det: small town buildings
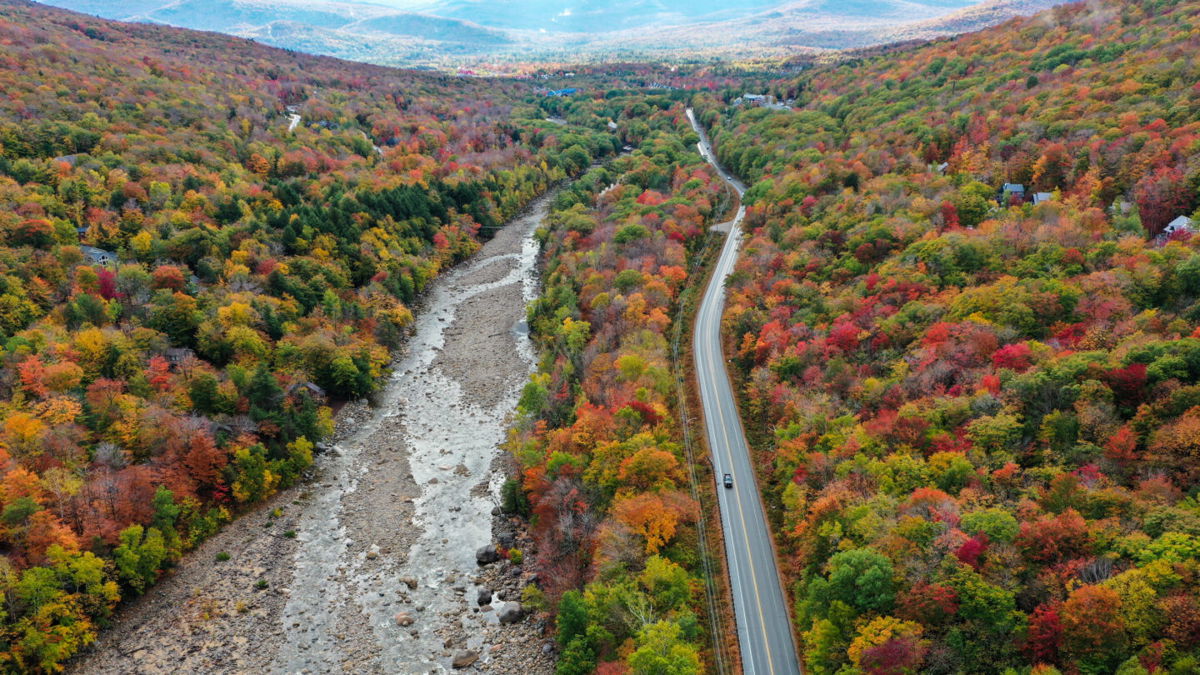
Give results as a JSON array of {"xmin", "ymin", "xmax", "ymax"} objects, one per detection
[{"xmin": 1033, "ymin": 192, "xmax": 1054, "ymax": 205}]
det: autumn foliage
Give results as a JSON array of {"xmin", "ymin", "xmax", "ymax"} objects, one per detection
[
  {"xmin": 0, "ymin": 1, "xmax": 613, "ymax": 669},
  {"xmin": 692, "ymin": 0, "xmax": 1200, "ymax": 671},
  {"xmin": 508, "ymin": 99, "xmax": 722, "ymax": 673}
]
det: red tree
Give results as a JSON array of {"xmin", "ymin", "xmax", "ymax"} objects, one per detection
[
  {"xmin": 1026, "ymin": 602, "xmax": 1063, "ymax": 665},
  {"xmin": 1134, "ymin": 166, "xmax": 1192, "ymax": 237}
]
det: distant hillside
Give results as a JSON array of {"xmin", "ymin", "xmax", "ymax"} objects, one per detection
[{"xmin": 40, "ymin": 0, "xmax": 1063, "ymax": 68}]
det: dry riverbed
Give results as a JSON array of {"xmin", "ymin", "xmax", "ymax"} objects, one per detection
[{"xmin": 71, "ymin": 195, "xmax": 559, "ymax": 674}]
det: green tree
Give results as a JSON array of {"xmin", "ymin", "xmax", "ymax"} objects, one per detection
[
  {"xmin": 112, "ymin": 525, "xmax": 167, "ymax": 594},
  {"xmin": 960, "ymin": 508, "xmax": 1020, "ymax": 543},
  {"xmin": 556, "ymin": 636, "xmax": 596, "ymax": 675},
  {"xmin": 557, "ymin": 589, "xmax": 590, "ymax": 647},
  {"xmin": 824, "ymin": 548, "xmax": 896, "ymax": 614},
  {"xmin": 627, "ymin": 620, "xmax": 701, "ymax": 675}
]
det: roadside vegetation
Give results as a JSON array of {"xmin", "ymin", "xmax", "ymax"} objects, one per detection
[
  {"xmin": 698, "ymin": 0, "xmax": 1200, "ymax": 671},
  {"xmin": 507, "ymin": 93, "xmax": 727, "ymax": 674}
]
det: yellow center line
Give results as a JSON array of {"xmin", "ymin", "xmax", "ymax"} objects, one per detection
[{"xmin": 706, "ymin": 215, "xmax": 776, "ymax": 675}]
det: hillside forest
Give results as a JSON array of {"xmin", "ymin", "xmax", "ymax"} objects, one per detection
[
  {"xmin": 3, "ymin": 0, "xmax": 1200, "ymax": 673},
  {"xmin": 0, "ymin": 0, "xmax": 615, "ymax": 669},
  {"xmin": 698, "ymin": 0, "xmax": 1200, "ymax": 672}
]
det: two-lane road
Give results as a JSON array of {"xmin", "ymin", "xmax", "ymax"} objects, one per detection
[{"xmin": 687, "ymin": 108, "xmax": 802, "ymax": 675}]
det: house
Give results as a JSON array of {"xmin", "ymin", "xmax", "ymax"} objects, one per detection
[
  {"xmin": 288, "ymin": 381, "xmax": 327, "ymax": 399},
  {"xmin": 545, "ymin": 88, "xmax": 577, "ymax": 97},
  {"xmin": 80, "ymin": 245, "xmax": 116, "ymax": 266},
  {"xmin": 935, "ymin": 162, "xmax": 949, "ymax": 174},
  {"xmin": 1033, "ymin": 192, "xmax": 1054, "ymax": 205},
  {"xmin": 163, "ymin": 347, "xmax": 196, "ymax": 370},
  {"xmin": 1163, "ymin": 215, "xmax": 1194, "ymax": 237},
  {"xmin": 1001, "ymin": 183, "xmax": 1026, "ymax": 204}
]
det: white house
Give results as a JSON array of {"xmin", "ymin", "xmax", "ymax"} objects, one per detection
[{"xmin": 1163, "ymin": 215, "xmax": 1194, "ymax": 236}]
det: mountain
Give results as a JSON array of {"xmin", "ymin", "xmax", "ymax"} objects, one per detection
[{"xmin": 40, "ymin": 0, "xmax": 1060, "ymax": 67}]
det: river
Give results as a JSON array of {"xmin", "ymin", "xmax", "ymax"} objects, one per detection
[{"xmin": 72, "ymin": 193, "xmax": 559, "ymax": 674}]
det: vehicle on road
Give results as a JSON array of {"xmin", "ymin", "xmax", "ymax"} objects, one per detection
[{"xmin": 723, "ymin": 473, "xmax": 733, "ymax": 489}]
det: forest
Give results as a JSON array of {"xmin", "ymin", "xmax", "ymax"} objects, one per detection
[
  {"xmin": 0, "ymin": 0, "xmax": 617, "ymax": 669},
  {"xmin": 4, "ymin": 0, "xmax": 1200, "ymax": 671},
  {"xmin": 693, "ymin": 0, "xmax": 1200, "ymax": 672},
  {"xmin": 507, "ymin": 91, "xmax": 728, "ymax": 674}
]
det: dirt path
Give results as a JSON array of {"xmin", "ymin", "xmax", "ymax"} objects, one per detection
[{"xmin": 71, "ymin": 194, "xmax": 558, "ymax": 674}]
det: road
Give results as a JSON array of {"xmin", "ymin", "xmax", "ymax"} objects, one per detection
[{"xmin": 687, "ymin": 108, "xmax": 802, "ymax": 675}]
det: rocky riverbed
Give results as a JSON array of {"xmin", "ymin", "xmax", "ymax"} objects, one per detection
[{"xmin": 70, "ymin": 194, "xmax": 559, "ymax": 674}]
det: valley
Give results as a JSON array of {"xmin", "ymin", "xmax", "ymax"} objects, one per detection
[
  {"xmin": 72, "ymin": 193, "xmax": 557, "ymax": 674},
  {"xmin": 41, "ymin": 0, "xmax": 1060, "ymax": 69},
  {"xmin": 1, "ymin": 1, "xmax": 1200, "ymax": 674}
]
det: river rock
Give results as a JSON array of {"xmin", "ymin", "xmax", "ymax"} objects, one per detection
[
  {"xmin": 477, "ymin": 588, "xmax": 492, "ymax": 606},
  {"xmin": 476, "ymin": 545, "xmax": 499, "ymax": 565},
  {"xmin": 394, "ymin": 612, "xmax": 414, "ymax": 627},
  {"xmin": 497, "ymin": 532, "xmax": 515, "ymax": 548},
  {"xmin": 452, "ymin": 651, "xmax": 479, "ymax": 669},
  {"xmin": 400, "ymin": 577, "xmax": 418, "ymax": 590},
  {"xmin": 498, "ymin": 602, "xmax": 523, "ymax": 625}
]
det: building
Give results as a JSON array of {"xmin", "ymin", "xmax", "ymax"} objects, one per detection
[
  {"xmin": 80, "ymin": 245, "xmax": 116, "ymax": 266},
  {"xmin": 1163, "ymin": 215, "xmax": 1194, "ymax": 237},
  {"xmin": 163, "ymin": 348, "xmax": 196, "ymax": 370},
  {"xmin": 288, "ymin": 381, "xmax": 327, "ymax": 399},
  {"xmin": 1033, "ymin": 192, "xmax": 1054, "ymax": 205},
  {"xmin": 1001, "ymin": 183, "xmax": 1026, "ymax": 203}
]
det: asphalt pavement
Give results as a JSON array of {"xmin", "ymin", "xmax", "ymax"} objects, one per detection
[{"xmin": 687, "ymin": 107, "xmax": 802, "ymax": 675}]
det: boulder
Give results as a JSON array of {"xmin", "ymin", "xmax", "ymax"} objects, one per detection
[
  {"xmin": 477, "ymin": 588, "xmax": 492, "ymax": 606},
  {"xmin": 452, "ymin": 651, "xmax": 479, "ymax": 669},
  {"xmin": 497, "ymin": 532, "xmax": 515, "ymax": 548},
  {"xmin": 476, "ymin": 545, "xmax": 500, "ymax": 565},
  {"xmin": 394, "ymin": 612, "xmax": 414, "ymax": 627},
  {"xmin": 498, "ymin": 602, "xmax": 524, "ymax": 625}
]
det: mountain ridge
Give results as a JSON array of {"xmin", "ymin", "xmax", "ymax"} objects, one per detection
[{"xmin": 39, "ymin": 0, "xmax": 1063, "ymax": 68}]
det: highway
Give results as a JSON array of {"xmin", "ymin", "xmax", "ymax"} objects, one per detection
[{"xmin": 687, "ymin": 108, "xmax": 802, "ymax": 675}]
